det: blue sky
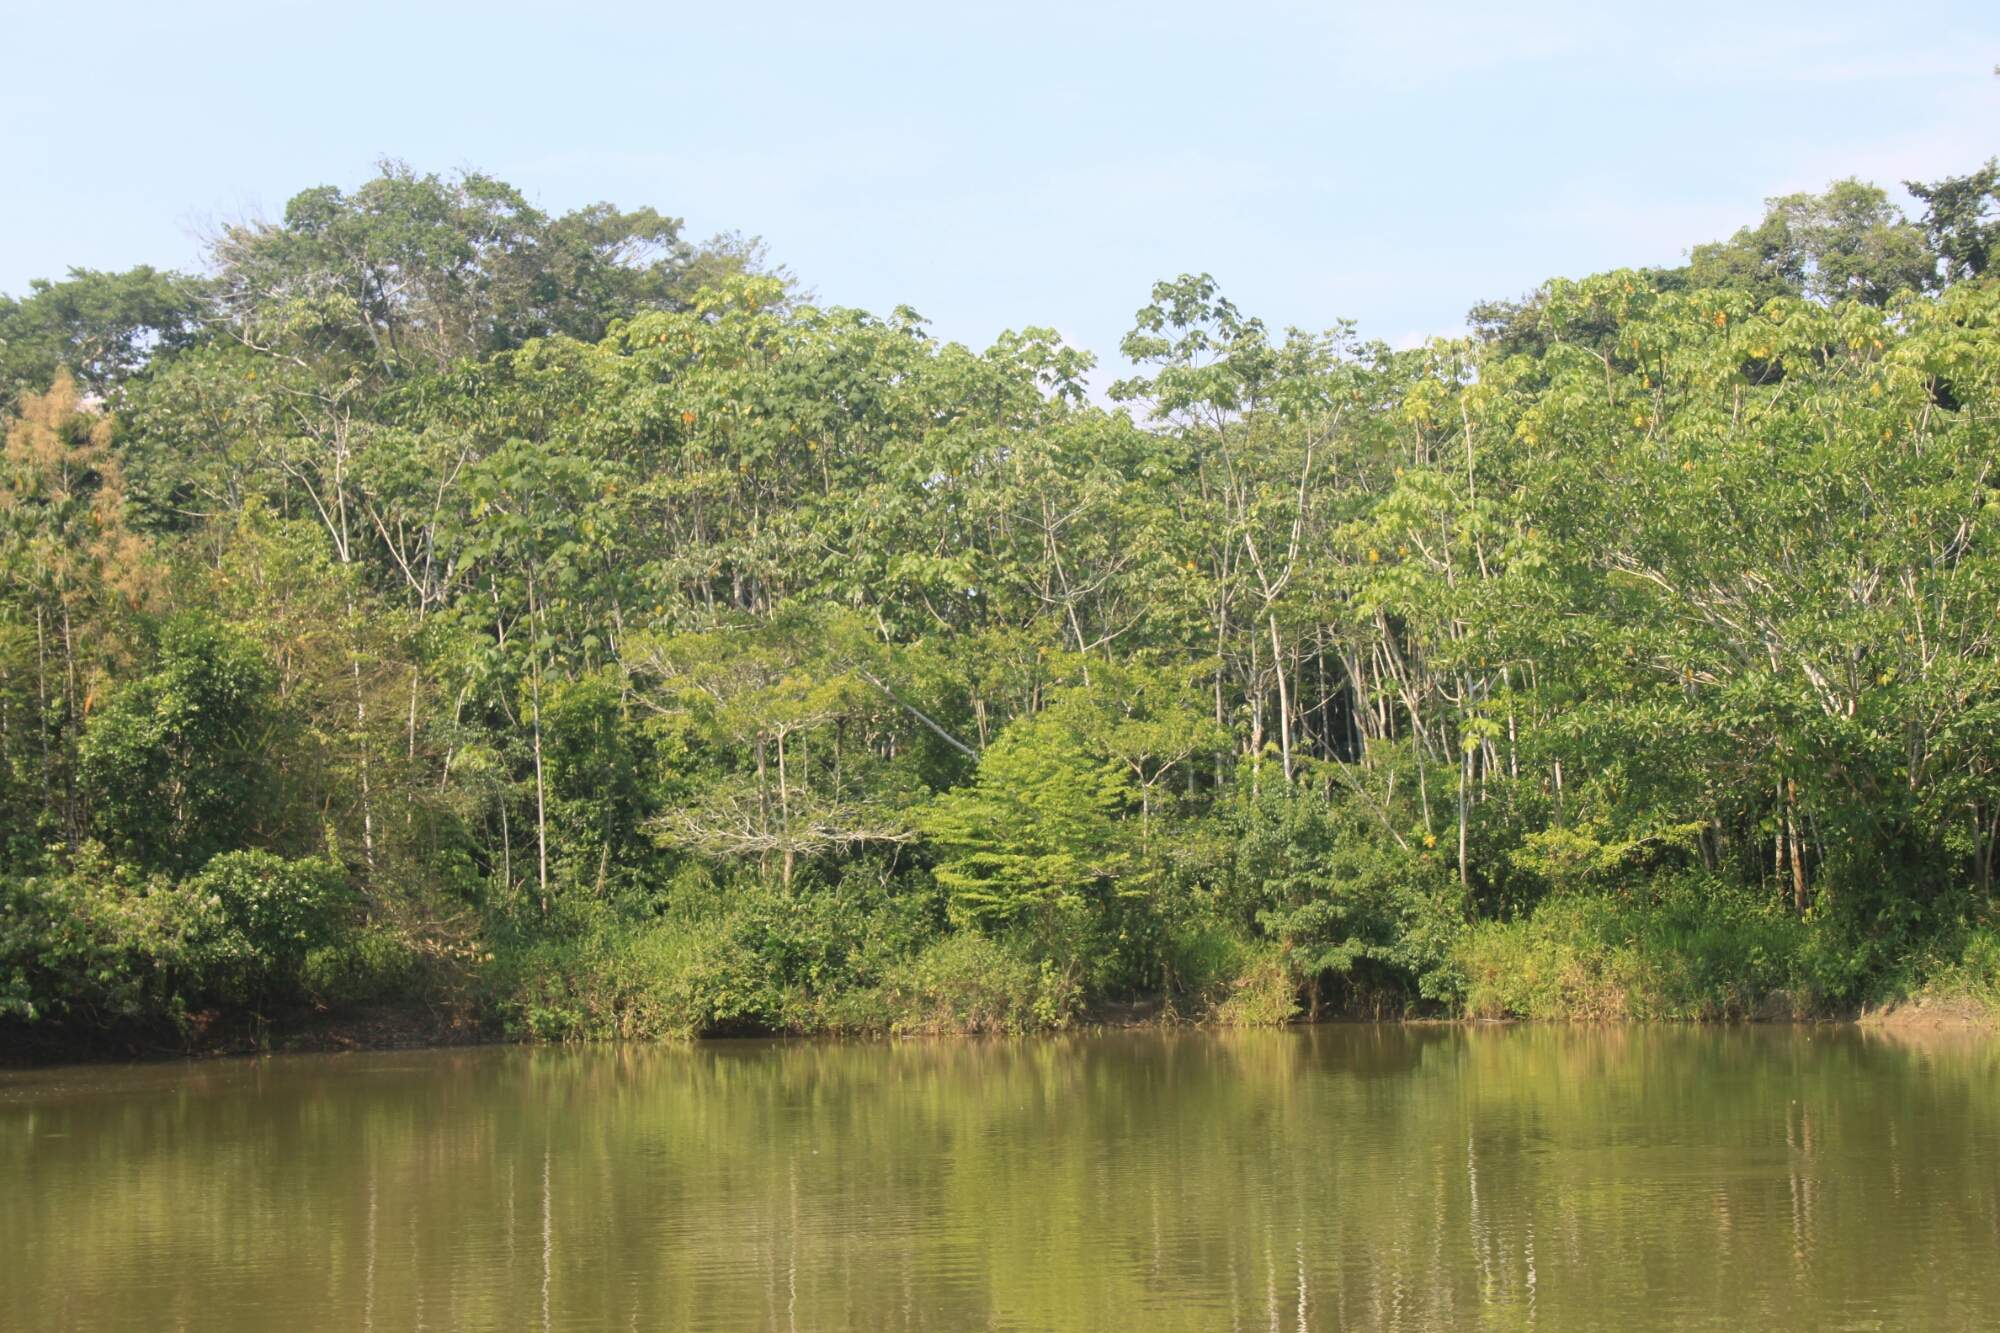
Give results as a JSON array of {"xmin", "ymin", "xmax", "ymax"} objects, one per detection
[{"xmin": 4, "ymin": 1, "xmax": 1995, "ymax": 375}]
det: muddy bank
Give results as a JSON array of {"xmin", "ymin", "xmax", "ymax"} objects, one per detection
[
  {"xmin": 9, "ymin": 994, "xmax": 1998, "ymax": 1070},
  {"xmin": 0, "ymin": 1003, "xmax": 493, "ymax": 1068},
  {"xmin": 1858, "ymin": 995, "xmax": 2000, "ymax": 1031}
]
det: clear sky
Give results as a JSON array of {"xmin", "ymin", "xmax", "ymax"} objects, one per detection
[{"xmin": 4, "ymin": 1, "xmax": 1996, "ymax": 374}]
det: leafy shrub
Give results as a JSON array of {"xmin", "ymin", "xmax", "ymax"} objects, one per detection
[
  {"xmin": 1945, "ymin": 928, "xmax": 2000, "ymax": 1012},
  {"xmin": 1455, "ymin": 877, "xmax": 1811, "ymax": 1020},
  {"xmin": 484, "ymin": 910, "xmax": 723, "ymax": 1041},
  {"xmin": 1220, "ymin": 767, "xmax": 1465, "ymax": 1012},
  {"xmin": 1874, "ymin": 926, "xmax": 2000, "ymax": 1020},
  {"xmin": 0, "ymin": 847, "xmax": 170, "ymax": 1023},
  {"xmin": 483, "ymin": 872, "xmax": 922, "ymax": 1041},
  {"xmin": 1622, "ymin": 878, "xmax": 1807, "ymax": 1018},
  {"xmin": 1161, "ymin": 921, "xmax": 1254, "ymax": 1017},
  {"xmin": 187, "ymin": 851, "xmax": 351, "ymax": 987},
  {"xmin": 1211, "ymin": 943, "xmax": 1301, "ymax": 1027},
  {"xmin": 303, "ymin": 924, "xmax": 426, "ymax": 1006},
  {"xmin": 1456, "ymin": 898, "xmax": 1638, "ymax": 1020},
  {"xmin": 0, "ymin": 843, "xmax": 353, "ymax": 1027},
  {"xmin": 78, "ymin": 614, "xmax": 286, "ymax": 874},
  {"xmin": 875, "ymin": 932, "xmax": 1080, "ymax": 1034}
]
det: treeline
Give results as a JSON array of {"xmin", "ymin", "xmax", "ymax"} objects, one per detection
[{"xmin": 4, "ymin": 160, "xmax": 2000, "ymax": 1045}]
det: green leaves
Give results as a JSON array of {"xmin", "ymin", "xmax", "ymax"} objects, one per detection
[
  {"xmin": 1112, "ymin": 273, "xmax": 1281, "ymax": 419},
  {"xmin": 1687, "ymin": 178, "xmax": 1938, "ymax": 307},
  {"xmin": 920, "ymin": 706, "xmax": 1134, "ymax": 934},
  {"xmin": 6, "ymin": 153, "xmax": 2000, "ymax": 1040},
  {"xmin": 79, "ymin": 614, "xmax": 285, "ymax": 875}
]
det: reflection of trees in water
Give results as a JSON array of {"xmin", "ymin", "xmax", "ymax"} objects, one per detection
[{"xmin": 3, "ymin": 1028, "xmax": 1999, "ymax": 1329}]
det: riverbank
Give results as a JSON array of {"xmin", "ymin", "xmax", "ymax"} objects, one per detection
[
  {"xmin": 0, "ymin": 1003, "xmax": 493, "ymax": 1068},
  {"xmin": 9, "ymin": 986, "xmax": 1996, "ymax": 1070},
  {"xmin": 1859, "ymin": 995, "xmax": 2000, "ymax": 1030},
  {"xmin": 11, "ymin": 874, "xmax": 2000, "ymax": 1068}
]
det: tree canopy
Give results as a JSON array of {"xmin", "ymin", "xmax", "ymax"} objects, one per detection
[{"xmin": 6, "ymin": 157, "xmax": 2000, "ymax": 1042}]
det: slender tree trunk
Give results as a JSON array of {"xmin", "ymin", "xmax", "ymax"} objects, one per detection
[
  {"xmin": 1249, "ymin": 628, "xmax": 1267, "ymax": 795},
  {"xmin": 525, "ymin": 572, "xmax": 549, "ymax": 910},
  {"xmin": 1774, "ymin": 781, "xmax": 1789, "ymax": 907},
  {"xmin": 347, "ymin": 591, "xmax": 377, "ymax": 873},
  {"xmin": 406, "ymin": 664, "xmax": 421, "ymax": 760},
  {"xmin": 1412, "ymin": 723, "xmax": 1433, "ymax": 836},
  {"xmin": 1457, "ymin": 742, "xmax": 1471, "ymax": 892},
  {"xmin": 1786, "ymin": 778, "xmax": 1807, "ymax": 915},
  {"xmin": 59, "ymin": 602, "xmax": 78, "ymax": 846},
  {"xmin": 1985, "ymin": 805, "xmax": 2000, "ymax": 904},
  {"xmin": 755, "ymin": 733, "xmax": 770, "ymax": 881},
  {"xmin": 33, "ymin": 607, "xmax": 53, "ymax": 842},
  {"xmin": 1269, "ymin": 615, "xmax": 1293, "ymax": 784},
  {"xmin": 1213, "ymin": 578, "xmax": 1229, "ymax": 789},
  {"xmin": 776, "ymin": 729, "xmax": 794, "ymax": 891},
  {"xmin": 499, "ymin": 795, "xmax": 512, "ymax": 902}
]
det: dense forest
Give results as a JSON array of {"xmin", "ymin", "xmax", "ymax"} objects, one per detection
[{"xmin": 4, "ymin": 158, "xmax": 2000, "ymax": 1049}]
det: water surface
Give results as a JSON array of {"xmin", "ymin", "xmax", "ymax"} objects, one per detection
[{"xmin": 5, "ymin": 1026, "xmax": 1998, "ymax": 1330}]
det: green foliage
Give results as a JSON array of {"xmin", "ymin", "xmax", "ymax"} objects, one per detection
[
  {"xmin": 1211, "ymin": 944, "xmax": 1303, "ymax": 1027},
  {"xmin": 79, "ymin": 614, "xmax": 284, "ymax": 873},
  {"xmin": 541, "ymin": 670, "xmax": 656, "ymax": 893},
  {"xmin": 302, "ymin": 924, "xmax": 426, "ymax": 1006},
  {"xmin": 920, "ymin": 705, "xmax": 1133, "ymax": 945},
  {"xmin": 1906, "ymin": 159, "xmax": 1999, "ymax": 284},
  {"xmin": 1, "ymin": 846, "xmax": 160, "ymax": 1023},
  {"xmin": 1687, "ymin": 178, "xmax": 1937, "ymax": 305},
  {"xmin": 0, "ymin": 266, "xmax": 205, "ymax": 407},
  {"xmin": 186, "ymin": 850, "xmax": 351, "ymax": 984},
  {"xmin": 205, "ymin": 161, "xmax": 735, "ymax": 372},
  {"xmin": 0, "ymin": 843, "xmax": 351, "ymax": 1026},
  {"xmin": 1456, "ymin": 878, "xmax": 1813, "ymax": 1021},
  {"xmin": 1912, "ymin": 927, "xmax": 2000, "ymax": 1017},
  {"xmin": 1211, "ymin": 761, "xmax": 1467, "ymax": 1012},
  {"xmin": 15, "ymin": 156, "xmax": 2000, "ymax": 1050},
  {"xmin": 486, "ymin": 865, "xmax": 942, "ymax": 1039},
  {"xmin": 1153, "ymin": 921, "xmax": 1304, "ymax": 1024},
  {"xmin": 484, "ymin": 908, "xmax": 724, "ymax": 1042},
  {"xmin": 875, "ymin": 933, "xmax": 1081, "ymax": 1035}
]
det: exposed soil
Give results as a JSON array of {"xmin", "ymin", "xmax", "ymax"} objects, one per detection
[
  {"xmin": 1857, "ymin": 994, "xmax": 2000, "ymax": 1030},
  {"xmin": 7, "ymin": 992, "xmax": 1996, "ymax": 1070},
  {"xmin": 0, "ymin": 1003, "xmax": 494, "ymax": 1069}
]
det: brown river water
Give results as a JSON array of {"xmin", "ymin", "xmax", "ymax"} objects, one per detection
[{"xmin": 3, "ymin": 1025, "xmax": 1998, "ymax": 1330}]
